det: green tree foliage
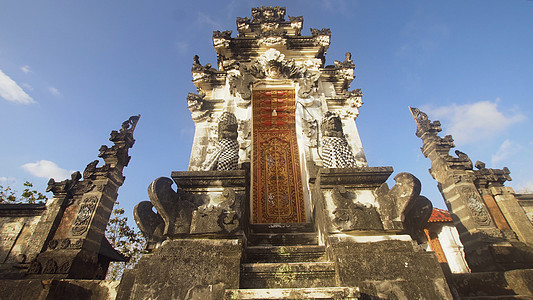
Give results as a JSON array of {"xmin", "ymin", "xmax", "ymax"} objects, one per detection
[
  {"xmin": 105, "ymin": 202, "xmax": 146, "ymax": 281},
  {"xmin": 0, "ymin": 181, "xmax": 47, "ymax": 204}
]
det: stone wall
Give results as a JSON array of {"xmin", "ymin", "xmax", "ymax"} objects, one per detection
[{"xmin": 0, "ymin": 204, "xmax": 45, "ymax": 278}]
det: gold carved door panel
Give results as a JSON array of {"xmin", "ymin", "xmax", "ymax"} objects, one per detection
[{"xmin": 252, "ymin": 89, "xmax": 306, "ymax": 223}]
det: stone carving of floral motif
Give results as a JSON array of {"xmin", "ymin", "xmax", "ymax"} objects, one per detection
[
  {"xmin": 462, "ymin": 187, "xmax": 492, "ymax": 226},
  {"xmin": 71, "ymin": 195, "xmax": 98, "ymax": 236}
]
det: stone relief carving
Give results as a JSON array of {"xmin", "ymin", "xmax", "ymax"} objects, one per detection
[
  {"xmin": 238, "ymin": 119, "xmax": 251, "ymax": 160},
  {"xmin": 204, "ymin": 112, "xmax": 239, "ymax": 171},
  {"xmin": 190, "ymin": 188, "xmax": 240, "ymax": 234},
  {"xmin": 257, "ymin": 29, "xmax": 287, "ymax": 46},
  {"xmin": 71, "ymin": 195, "xmax": 98, "ymax": 236},
  {"xmin": 320, "ymin": 111, "xmax": 357, "ymax": 168},
  {"xmin": 228, "ymin": 50, "xmax": 320, "ymax": 104},
  {"xmin": 228, "ymin": 68, "xmax": 254, "ymax": 104},
  {"xmin": 302, "ymin": 118, "xmax": 318, "ymax": 148},
  {"xmin": 135, "ymin": 177, "xmax": 242, "ymax": 246},
  {"xmin": 330, "ymin": 186, "xmax": 381, "ymax": 231},
  {"xmin": 462, "ymin": 187, "xmax": 492, "ymax": 226},
  {"xmin": 250, "ymin": 49, "xmax": 302, "ymax": 79}
]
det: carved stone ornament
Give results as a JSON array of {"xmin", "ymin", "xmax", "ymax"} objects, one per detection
[
  {"xmin": 330, "ymin": 186, "xmax": 381, "ymax": 231},
  {"xmin": 135, "ymin": 177, "xmax": 243, "ymax": 244},
  {"xmin": 251, "ymin": 6, "xmax": 286, "ymax": 23},
  {"xmin": 257, "ymin": 29, "xmax": 287, "ymax": 46},
  {"xmin": 320, "ymin": 111, "xmax": 357, "ymax": 168},
  {"xmin": 228, "ymin": 69, "xmax": 254, "ymax": 103},
  {"xmin": 310, "ymin": 28, "xmax": 331, "ymax": 47},
  {"xmin": 71, "ymin": 195, "xmax": 98, "ymax": 236},
  {"xmin": 43, "ymin": 259, "xmax": 58, "ymax": 274},
  {"xmin": 340, "ymin": 89, "xmax": 363, "ymax": 119},
  {"xmin": 190, "ymin": 188, "xmax": 240, "ymax": 234},
  {"xmin": 187, "ymin": 92, "xmax": 209, "ymax": 122},
  {"xmin": 212, "ymin": 30, "xmax": 232, "ymax": 49},
  {"xmin": 192, "ymin": 55, "xmax": 218, "ymax": 81},
  {"xmin": 289, "ymin": 16, "xmax": 303, "ymax": 35},
  {"xmin": 28, "ymin": 261, "xmax": 42, "ymax": 274},
  {"xmin": 250, "ymin": 48, "xmax": 302, "ymax": 79},
  {"xmin": 462, "ymin": 187, "xmax": 492, "ymax": 226}
]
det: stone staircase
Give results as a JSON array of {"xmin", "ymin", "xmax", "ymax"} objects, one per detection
[{"xmin": 224, "ymin": 223, "xmax": 360, "ymax": 299}]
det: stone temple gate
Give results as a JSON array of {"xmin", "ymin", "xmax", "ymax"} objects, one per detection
[
  {"xmin": 1, "ymin": 6, "xmax": 533, "ymax": 300},
  {"xmin": 123, "ymin": 7, "xmax": 454, "ymax": 299}
]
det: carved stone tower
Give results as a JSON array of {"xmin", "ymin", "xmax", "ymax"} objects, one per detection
[
  {"xmin": 121, "ymin": 7, "xmax": 453, "ymax": 299},
  {"xmin": 187, "ymin": 6, "xmax": 367, "ymax": 225}
]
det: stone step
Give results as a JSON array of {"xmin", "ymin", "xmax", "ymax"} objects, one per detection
[
  {"xmin": 244, "ymin": 245, "xmax": 327, "ymax": 263},
  {"xmin": 248, "ymin": 232, "xmax": 318, "ymax": 246},
  {"xmin": 224, "ymin": 287, "xmax": 360, "ymax": 299},
  {"xmin": 461, "ymin": 296, "xmax": 531, "ymax": 299},
  {"xmin": 240, "ymin": 262, "xmax": 336, "ymax": 289},
  {"xmin": 250, "ymin": 223, "xmax": 315, "ymax": 233}
]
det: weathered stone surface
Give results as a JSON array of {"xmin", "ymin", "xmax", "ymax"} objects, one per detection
[
  {"xmin": 451, "ymin": 269, "xmax": 533, "ymax": 298},
  {"xmin": 116, "ymin": 238, "xmax": 242, "ymax": 300},
  {"xmin": 329, "ymin": 237, "xmax": 453, "ymax": 299},
  {"xmin": 0, "ymin": 279, "xmax": 119, "ymax": 300},
  {"xmin": 224, "ymin": 287, "xmax": 360, "ymax": 300},
  {"xmin": 136, "ymin": 170, "xmax": 246, "ymax": 246}
]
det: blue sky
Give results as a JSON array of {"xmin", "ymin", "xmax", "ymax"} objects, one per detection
[{"xmin": 1, "ymin": 1, "xmax": 532, "ymax": 225}]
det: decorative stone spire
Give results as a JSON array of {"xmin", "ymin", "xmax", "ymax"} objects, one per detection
[
  {"xmin": 27, "ymin": 115, "xmax": 140, "ymax": 279},
  {"xmin": 410, "ymin": 107, "xmax": 533, "ymax": 271}
]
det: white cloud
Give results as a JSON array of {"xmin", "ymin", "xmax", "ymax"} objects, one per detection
[
  {"xmin": 20, "ymin": 65, "xmax": 31, "ymax": 73},
  {"xmin": 48, "ymin": 86, "xmax": 61, "ymax": 96},
  {"xmin": 491, "ymin": 140, "xmax": 520, "ymax": 164},
  {"xmin": 21, "ymin": 160, "xmax": 73, "ymax": 181},
  {"xmin": 423, "ymin": 99, "xmax": 526, "ymax": 145},
  {"xmin": 0, "ymin": 68, "xmax": 35, "ymax": 104}
]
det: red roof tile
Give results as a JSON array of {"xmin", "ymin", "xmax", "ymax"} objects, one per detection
[{"xmin": 428, "ymin": 208, "xmax": 453, "ymax": 223}]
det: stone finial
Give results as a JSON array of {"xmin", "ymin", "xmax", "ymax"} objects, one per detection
[{"xmin": 251, "ymin": 6, "xmax": 286, "ymax": 23}]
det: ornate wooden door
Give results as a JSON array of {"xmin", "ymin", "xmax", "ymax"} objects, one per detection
[{"xmin": 252, "ymin": 89, "xmax": 306, "ymax": 223}]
